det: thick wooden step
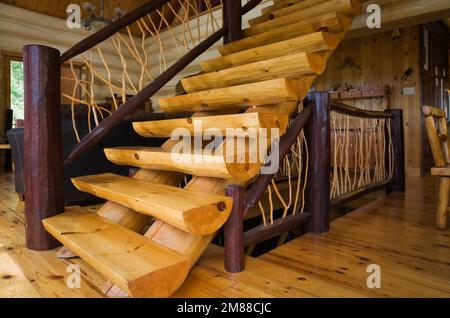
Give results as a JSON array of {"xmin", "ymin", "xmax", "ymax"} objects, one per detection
[
  {"xmin": 133, "ymin": 111, "xmax": 289, "ymax": 138},
  {"xmin": 203, "ymin": 32, "xmax": 343, "ymax": 72},
  {"xmin": 105, "ymin": 147, "xmax": 262, "ymax": 182},
  {"xmin": 72, "ymin": 174, "xmax": 233, "ymax": 235},
  {"xmin": 246, "ymin": 0, "xmax": 361, "ymax": 36},
  {"xmin": 261, "ymin": 0, "xmax": 324, "ymax": 16},
  {"xmin": 158, "ymin": 78, "xmax": 307, "ymax": 112},
  {"xmin": 182, "ymin": 52, "xmax": 327, "ymax": 93},
  {"xmin": 252, "ymin": 0, "xmax": 360, "ymax": 26},
  {"xmin": 220, "ymin": 12, "xmax": 351, "ymax": 56},
  {"xmin": 42, "ymin": 207, "xmax": 190, "ymax": 298}
]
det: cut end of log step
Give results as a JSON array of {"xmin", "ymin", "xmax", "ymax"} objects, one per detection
[
  {"xmin": 71, "ymin": 173, "xmax": 233, "ymax": 235},
  {"xmin": 43, "ymin": 207, "xmax": 190, "ymax": 298}
]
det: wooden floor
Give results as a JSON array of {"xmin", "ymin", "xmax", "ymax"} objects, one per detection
[{"xmin": 0, "ymin": 172, "xmax": 449, "ymax": 298}]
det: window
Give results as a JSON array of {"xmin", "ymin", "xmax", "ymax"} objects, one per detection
[
  {"xmin": 3, "ymin": 54, "xmax": 24, "ymax": 129},
  {"xmin": 9, "ymin": 60, "xmax": 24, "ymax": 126}
]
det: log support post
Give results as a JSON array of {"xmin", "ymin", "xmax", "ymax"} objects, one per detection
[
  {"xmin": 223, "ymin": 0, "xmax": 242, "ymax": 44},
  {"xmin": 224, "ymin": 185, "xmax": 245, "ymax": 273},
  {"xmin": 23, "ymin": 45, "xmax": 64, "ymax": 251},
  {"xmin": 305, "ymin": 92, "xmax": 331, "ymax": 233},
  {"xmin": 385, "ymin": 109, "xmax": 405, "ymax": 193}
]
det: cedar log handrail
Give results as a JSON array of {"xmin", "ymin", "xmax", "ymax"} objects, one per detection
[
  {"xmin": 331, "ymin": 101, "xmax": 393, "ymax": 119},
  {"xmin": 61, "ymin": 0, "xmax": 172, "ymax": 62}
]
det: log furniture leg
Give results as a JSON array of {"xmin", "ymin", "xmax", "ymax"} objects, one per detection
[{"xmin": 437, "ymin": 177, "xmax": 450, "ymax": 230}]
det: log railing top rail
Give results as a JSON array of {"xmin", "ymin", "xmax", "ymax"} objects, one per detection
[
  {"xmin": 61, "ymin": 0, "xmax": 172, "ymax": 62},
  {"xmin": 331, "ymin": 101, "xmax": 393, "ymax": 118}
]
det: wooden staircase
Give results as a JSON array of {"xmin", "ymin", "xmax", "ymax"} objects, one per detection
[{"xmin": 43, "ymin": 0, "xmax": 361, "ymax": 298}]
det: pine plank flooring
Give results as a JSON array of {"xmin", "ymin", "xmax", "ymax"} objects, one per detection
[{"xmin": 0, "ymin": 172, "xmax": 449, "ymax": 298}]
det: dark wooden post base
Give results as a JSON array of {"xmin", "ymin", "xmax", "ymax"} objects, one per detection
[
  {"xmin": 224, "ymin": 185, "xmax": 245, "ymax": 273},
  {"xmin": 305, "ymin": 92, "xmax": 331, "ymax": 233},
  {"xmin": 23, "ymin": 45, "xmax": 64, "ymax": 251}
]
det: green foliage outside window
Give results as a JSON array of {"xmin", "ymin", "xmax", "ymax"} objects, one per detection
[{"xmin": 10, "ymin": 61, "xmax": 24, "ymax": 123}]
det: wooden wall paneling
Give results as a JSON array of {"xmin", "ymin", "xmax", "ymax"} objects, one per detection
[{"xmin": 315, "ymin": 26, "xmax": 423, "ymax": 177}]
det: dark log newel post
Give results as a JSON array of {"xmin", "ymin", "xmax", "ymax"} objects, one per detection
[
  {"xmin": 223, "ymin": 0, "xmax": 242, "ymax": 44},
  {"xmin": 385, "ymin": 109, "xmax": 405, "ymax": 193},
  {"xmin": 23, "ymin": 45, "xmax": 65, "ymax": 251},
  {"xmin": 305, "ymin": 92, "xmax": 331, "ymax": 233},
  {"xmin": 224, "ymin": 185, "xmax": 245, "ymax": 273}
]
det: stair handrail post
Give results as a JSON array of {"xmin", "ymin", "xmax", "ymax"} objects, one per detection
[
  {"xmin": 23, "ymin": 45, "xmax": 65, "ymax": 251},
  {"xmin": 304, "ymin": 92, "xmax": 331, "ymax": 233},
  {"xmin": 385, "ymin": 109, "xmax": 406, "ymax": 193},
  {"xmin": 223, "ymin": 0, "xmax": 243, "ymax": 44},
  {"xmin": 224, "ymin": 184, "xmax": 245, "ymax": 273}
]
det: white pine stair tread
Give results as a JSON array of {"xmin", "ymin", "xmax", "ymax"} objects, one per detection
[
  {"xmin": 133, "ymin": 111, "xmax": 290, "ymax": 138},
  {"xmin": 104, "ymin": 146, "xmax": 262, "ymax": 182},
  {"xmin": 158, "ymin": 78, "xmax": 307, "ymax": 112},
  {"xmin": 71, "ymin": 173, "xmax": 233, "ymax": 235},
  {"xmin": 43, "ymin": 207, "xmax": 190, "ymax": 298}
]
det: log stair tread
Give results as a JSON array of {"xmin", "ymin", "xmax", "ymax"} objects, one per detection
[
  {"xmin": 72, "ymin": 173, "xmax": 233, "ymax": 235},
  {"xmin": 252, "ymin": 0, "xmax": 361, "ymax": 27},
  {"xmin": 157, "ymin": 78, "xmax": 308, "ymax": 112},
  {"xmin": 261, "ymin": 0, "xmax": 328, "ymax": 16},
  {"xmin": 42, "ymin": 207, "xmax": 190, "ymax": 298},
  {"xmin": 133, "ymin": 111, "xmax": 290, "ymax": 137},
  {"xmin": 181, "ymin": 51, "xmax": 327, "ymax": 93},
  {"xmin": 246, "ymin": 0, "xmax": 362, "ymax": 36},
  {"xmin": 104, "ymin": 147, "xmax": 263, "ymax": 182},
  {"xmin": 202, "ymin": 31, "xmax": 344, "ymax": 72},
  {"xmin": 219, "ymin": 12, "xmax": 351, "ymax": 56}
]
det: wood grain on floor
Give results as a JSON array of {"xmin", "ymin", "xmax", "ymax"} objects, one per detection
[{"xmin": 0, "ymin": 173, "xmax": 449, "ymax": 298}]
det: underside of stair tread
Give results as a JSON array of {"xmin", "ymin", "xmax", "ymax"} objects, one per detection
[
  {"xmin": 71, "ymin": 173, "xmax": 233, "ymax": 235},
  {"xmin": 158, "ymin": 78, "xmax": 308, "ymax": 112},
  {"xmin": 220, "ymin": 12, "xmax": 351, "ymax": 56},
  {"xmin": 133, "ymin": 111, "xmax": 290, "ymax": 138},
  {"xmin": 42, "ymin": 207, "xmax": 190, "ymax": 298},
  {"xmin": 104, "ymin": 146, "xmax": 263, "ymax": 182},
  {"xmin": 181, "ymin": 51, "xmax": 327, "ymax": 93},
  {"xmin": 202, "ymin": 32, "xmax": 344, "ymax": 72},
  {"xmin": 246, "ymin": 0, "xmax": 362, "ymax": 36}
]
